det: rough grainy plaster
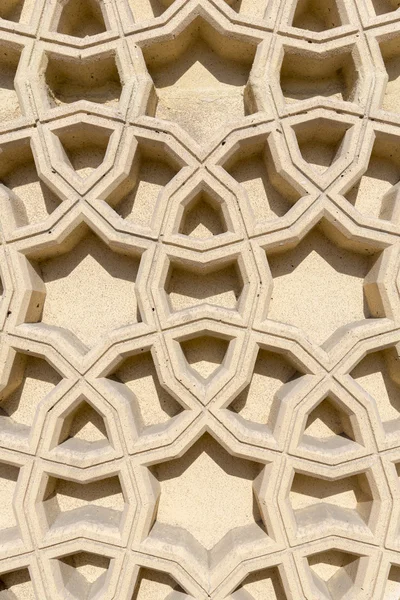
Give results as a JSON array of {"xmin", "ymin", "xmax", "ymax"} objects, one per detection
[{"xmin": 1, "ymin": 0, "xmax": 400, "ymax": 599}]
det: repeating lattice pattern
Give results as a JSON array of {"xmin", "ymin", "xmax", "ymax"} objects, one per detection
[{"xmin": 2, "ymin": 0, "xmax": 400, "ymax": 598}]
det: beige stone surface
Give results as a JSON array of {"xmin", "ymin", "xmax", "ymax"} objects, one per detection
[{"xmin": 0, "ymin": 0, "xmax": 400, "ymax": 598}]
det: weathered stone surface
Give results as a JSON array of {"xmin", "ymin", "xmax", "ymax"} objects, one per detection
[{"xmin": 0, "ymin": 0, "xmax": 399, "ymax": 598}]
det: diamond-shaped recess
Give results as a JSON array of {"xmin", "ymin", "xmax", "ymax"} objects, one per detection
[{"xmin": 140, "ymin": 15, "xmax": 259, "ymax": 144}]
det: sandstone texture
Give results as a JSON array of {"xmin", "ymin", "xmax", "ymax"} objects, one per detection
[{"xmin": 1, "ymin": 0, "xmax": 400, "ymax": 598}]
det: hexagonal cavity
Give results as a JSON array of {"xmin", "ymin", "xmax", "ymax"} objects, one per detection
[
  {"xmin": 22, "ymin": 224, "xmax": 142, "ymax": 352},
  {"xmin": 50, "ymin": 0, "xmax": 109, "ymax": 38},
  {"xmin": 164, "ymin": 255, "xmax": 244, "ymax": 314},
  {"xmin": 0, "ymin": 351, "xmax": 62, "ymax": 450},
  {"xmin": 105, "ymin": 350, "xmax": 185, "ymax": 436},
  {"xmin": 0, "ymin": 566, "xmax": 35, "ymax": 599},
  {"xmin": 132, "ymin": 568, "xmax": 186, "ymax": 600},
  {"xmin": 42, "ymin": 49, "xmax": 122, "ymax": 110},
  {"xmin": 376, "ymin": 34, "xmax": 400, "ymax": 115},
  {"xmin": 100, "ymin": 136, "xmax": 183, "ymax": 233},
  {"xmin": 222, "ymin": 133, "xmax": 305, "ymax": 226},
  {"xmin": 231, "ymin": 566, "xmax": 288, "ymax": 600},
  {"xmin": 350, "ymin": 347, "xmax": 400, "ymax": 441},
  {"xmin": 339, "ymin": 129, "xmax": 400, "ymax": 221},
  {"xmin": 38, "ymin": 471, "xmax": 127, "ymax": 541},
  {"xmin": 286, "ymin": 0, "xmax": 348, "ymax": 31},
  {"xmin": 140, "ymin": 17, "xmax": 259, "ymax": 144},
  {"xmin": 288, "ymin": 469, "xmax": 376, "ymax": 539},
  {"xmin": 305, "ymin": 548, "xmax": 368, "ymax": 600},
  {"xmin": 51, "ymin": 550, "xmax": 112, "ymax": 600},
  {"xmin": 279, "ymin": 43, "xmax": 362, "ymax": 106},
  {"xmin": 0, "ymin": 135, "xmax": 62, "ymax": 232},
  {"xmin": 265, "ymin": 219, "xmax": 386, "ymax": 347},
  {"xmin": 147, "ymin": 433, "xmax": 271, "ymax": 562},
  {"xmin": 0, "ymin": 41, "xmax": 23, "ymax": 125},
  {"xmin": 227, "ymin": 348, "xmax": 304, "ymax": 435}
]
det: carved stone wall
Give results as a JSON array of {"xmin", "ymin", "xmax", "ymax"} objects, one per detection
[{"xmin": 1, "ymin": 0, "xmax": 400, "ymax": 598}]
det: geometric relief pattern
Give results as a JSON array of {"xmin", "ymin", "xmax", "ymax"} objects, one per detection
[{"xmin": 2, "ymin": 0, "xmax": 400, "ymax": 598}]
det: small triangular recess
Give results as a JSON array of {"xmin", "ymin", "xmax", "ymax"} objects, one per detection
[
  {"xmin": 56, "ymin": 552, "xmax": 110, "ymax": 600},
  {"xmin": 300, "ymin": 396, "xmax": 358, "ymax": 453},
  {"xmin": 179, "ymin": 192, "xmax": 227, "ymax": 239},
  {"xmin": 180, "ymin": 335, "xmax": 230, "ymax": 383},
  {"xmin": 54, "ymin": 397, "xmax": 110, "ymax": 455}
]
